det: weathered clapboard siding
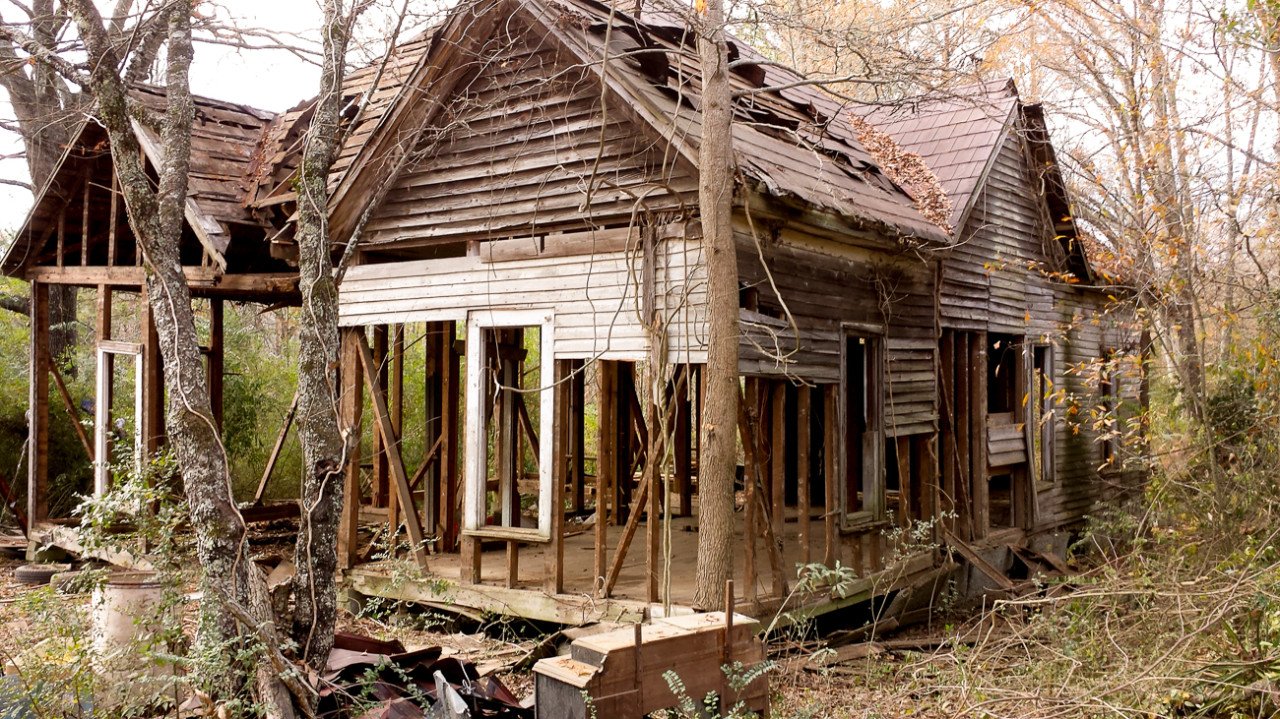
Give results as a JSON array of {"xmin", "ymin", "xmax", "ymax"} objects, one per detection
[
  {"xmin": 735, "ymin": 221, "xmax": 939, "ymax": 437},
  {"xmin": 1028, "ymin": 287, "xmax": 1145, "ymax": 530},
  {"xmin": 942, "ymin": 128, "xmax": 1060, "ymax": 332},
  {"xmin": 359, "ymin": 20, "xmax": 694, "ymax": 249},
  {"xmin": 340, "ymin": 237, "xmax": 707, "ymax": 363}
]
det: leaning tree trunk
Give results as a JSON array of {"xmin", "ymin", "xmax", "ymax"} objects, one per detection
[
  {"xmin": 66, "ymin": 1, "xmax": 293, "ymax": 713},
  {"xmin": 693, "ymin": 0, "xmax": 739, "ymax": 611},
  {"xmin": 290, "ymin": 0, "xmax": 353, "ymax": 669}
]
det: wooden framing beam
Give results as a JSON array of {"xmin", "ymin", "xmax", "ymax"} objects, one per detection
[
  {"xmin": 254, "ymin": 390, "xmax": 298, "ymax": 505},
  {"xmin": 770, "ymin": 384, "xmax": 786, "ymax": 598},
  {"xmin": 971, "ymin": 332, "xmax": 989, "ymax": 539},
  {"xmin": 797, "ymin": 386, "xmax": 811, "ymax": 565},
  {"xmin": 337, "ymin": 328, "xmax": 364, "ymax": 571},
  {"xmin": 372, "ymin": 325, "xmax": 389, "ymax": 509},
  {"xmin": 595, "ymin": 361, "xmax": 618, "ymax": 597},
  {"xmin": 955, "ymin": 332, "xmax": 972, "ymax": 541},
  {"xmin": 423, "ymin": 323, "xmax": 443, "ymax": 537},
  {"xmin": 389, "ymin": 325, "xmax": 404, "ymax": 536},
  {"xmin": 546, "ymin": 359, "xmax": 570, "ymax": 594},
  {"xmin": 823, "ymin": 385, "xmax": 838, "ymax": 568},
  {"xmin": 357, "ymin": 336, "xmax": 429, "ymax": 570},
  {"xmin": 939, "ymin": 331, "xmax": 957, "ymax": 534},
  {"xmin": 742, "ymin": 379, "xmax": 759, "ymax": 603},
  {"xmin": 209, "ymin": 299, "xmax": 224, "ymax": 430},
  {"xmin": 28, "ymin": 282, "xmax": 49, "ymax": 523},
  {"xmin": 49, "ymin": 363, "xmax": 93, "ymax": 462}
]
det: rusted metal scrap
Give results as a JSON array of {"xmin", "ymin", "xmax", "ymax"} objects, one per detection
[{"xmin": 318, "ymin": 632, "xmax": 531, "ymax": 719}]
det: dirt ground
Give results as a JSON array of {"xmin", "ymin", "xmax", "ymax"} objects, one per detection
[{"xmin": 0, "ymin": 548, "xmax": 963, "ymax": 718}]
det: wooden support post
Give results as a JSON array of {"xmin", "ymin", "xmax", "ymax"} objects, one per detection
[
  {"xmin": 357, "ymin": 336, "xmax": 429, "ymax": 570},
  {"xmin": 28, "ymin": 282, "xmax": 49, "ymax": 524},
  {"xmin": 208, "ymin": 299, "xmax": 224, "ymax": 430},
  {"xmin": 372, "ymin": 326, "xmax": 389, "ymax": 508},
  {"xmin": 939, "ymin": 331, "xmax": 957, "ymax": 533},
  {"xmin": 896, "ymin": 435, "xmax": 912, "ymax": 525},
  {"xmin": 546, "ymin": 360, "xmax": 569, "ymax": 594},
  {"xmin": 916, "ymin": 436, "xmax": 938, "ymax": 526},
  {"xmin": 955, "ymin": 333, "xmax": 972, "ymax": 541},
  {"xmin": 388, "ymin": 324, "xmax": 404, "ymax": 536},
  {"xmin": 94, "ymin": 284, "xmax": 112, "ymax": 458},
  {"xmin": 797, "ymin": 386, "xmax": 811, "ymax": 565},
  {"xmin": 445, "ymin": 324, "xmax": 461, "ymax": 551},
  {"xmin": 595, "ymin": 361, "xmax": 617, "ymax": 597},
  {"xmin": 570, "ymin": 359, "xmax": 586, "ymax": 513},
  {"xmin": 140, "ymin": 289, "xmax": 164, "ymax": 457},
  {"xmin": 337, "ymin": 328, "xmax": 364, "ymax": 570},
  {"xmin": 971, "ymin": 332, "xmax": 989, "ymax": 539},
  {"xmin": 741, "ymin": 378, "xmax": 759, "ymax": 604},
  {"xmin": 424, "ymin": 323, "xmax": 444, "ymax": 537},
  {"xmin": 770, "ymin": 384, "xmax": 785, "ymax": 597},
  {"xmin": 498, "ymin": 331, "xmax": 520, "ymax": 528},
  {"xmin": 823, "ymin": 385, "xmax": 837, "ymax": 568},
  {"xmin": 615, "ymin": 363, "xmax": 634, "ymax": 525},
  {"xmin": 506, "ymin": 540, "xmax": 519, "ymax": 589}
]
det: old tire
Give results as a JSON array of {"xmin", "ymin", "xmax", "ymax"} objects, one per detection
[{"xmin": 14, "ymin": 563, "xmax": 71, "ymax": 586}]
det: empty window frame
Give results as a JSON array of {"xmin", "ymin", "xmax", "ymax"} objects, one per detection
[
  {"xmin": 1029, "ymin": 344, "xmax": 1055, "ymax": 483},
  {"xmin": 841, "ymin": 330, "xmax": 885, "ymax": 527},
  {"xmin": 463, "ymin": 310, "xmax": 555, "ymax": 541},
  {"xmin": 94, "ymin": 340, "xmax": 144, "ymax": 496}
]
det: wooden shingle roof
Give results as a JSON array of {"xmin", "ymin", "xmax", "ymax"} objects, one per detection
[
  {"xmin": 250, "ymin": 0, "xmax": 951, "ymax": 247},
  {"xmin": 859, "ymin": 79, "xmax": 1018, "ymax": 231}
]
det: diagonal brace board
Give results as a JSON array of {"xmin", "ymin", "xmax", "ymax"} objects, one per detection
[{"xmin": 357, "ymin": 337, "xmax": 429, "ymax": 570}]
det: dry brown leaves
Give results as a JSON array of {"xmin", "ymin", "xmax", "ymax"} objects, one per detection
[{"xmin": 849, "ymin": 113, "xmax": 954, "ymax": 234}]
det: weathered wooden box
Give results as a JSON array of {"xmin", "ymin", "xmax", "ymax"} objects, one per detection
[{"xmin": 533, "ymin": 612, "xmax": 768, "ymax": 718}]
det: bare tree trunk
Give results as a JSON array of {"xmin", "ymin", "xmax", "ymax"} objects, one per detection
[
  {"xmin": 290, "ymin": 0, "xmax": 353, "ymax": 669},
  {"xmin": 693, "ymin": 0, "xmax": 739, "ymax": 611},
  {"xmin": 1254, "ymin": 1, "xmax": 1280, "ymax": 156},
  {"xmin": 65, "ymin": 1, "xmax": 293, "ymax": 713}
]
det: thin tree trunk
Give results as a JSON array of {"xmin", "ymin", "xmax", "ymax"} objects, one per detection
[
  {"xmin": 290, "ymin": 0, "xmax": 353, "ymax": 669},
  {"xmin": 65, "ymin": 1, "xmax": 293, "ymax": 713},
  {"xmin": 693, "ymin": 0, "xmax": 739, "ymax": 611}
]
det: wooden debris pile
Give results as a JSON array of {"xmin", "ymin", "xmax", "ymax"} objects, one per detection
[{"xmin": 318, "ymin": 632, "xmax": 531, "ymax": 719}]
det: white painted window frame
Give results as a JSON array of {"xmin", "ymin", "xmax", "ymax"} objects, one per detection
[
  {"xmin": 94, "ymin": 340, "xmax": 144, "ymax": 496},
  {"xmin": 463, "ymin": 309, "xmax": 556, "ymax": 541}
]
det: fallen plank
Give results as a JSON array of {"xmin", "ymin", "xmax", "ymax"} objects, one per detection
[{"xmin": 943, "ymin": 529, "xmax": 1015, "ymax": 591}]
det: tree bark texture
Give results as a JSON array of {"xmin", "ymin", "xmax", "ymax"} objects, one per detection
[
  {"xmin": 65, "ymin": 1, "xmax": 292, "ymax": 712},
  {"xmin": 693, "ymin": 0, "xmax": 740, "ymax": 611},
  {"xmin": 290, "ymin": 0, "xmax": 353, "ymax": 669}
]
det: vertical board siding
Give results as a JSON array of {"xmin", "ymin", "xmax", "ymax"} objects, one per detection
[{"xmin": 939, "ymin": 127, "xmax": 1147, "ymax": 531}]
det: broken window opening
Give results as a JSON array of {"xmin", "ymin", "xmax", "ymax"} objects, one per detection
[
  {"xmin": 841, "ymin": 331, "xmax": 884, "ymax": 527},
  {"xmin": 464, "ymin": 310, "xmax": 555, "ymax": 541}
]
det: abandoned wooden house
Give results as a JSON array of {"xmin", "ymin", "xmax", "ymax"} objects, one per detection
[
  {"xmin": 7, "ymin": 0, "xmax": 1146, "ymax": 625},
  {"xmin": 4, "ymin": 87, "xmax": 301, "ymax": 550}
]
